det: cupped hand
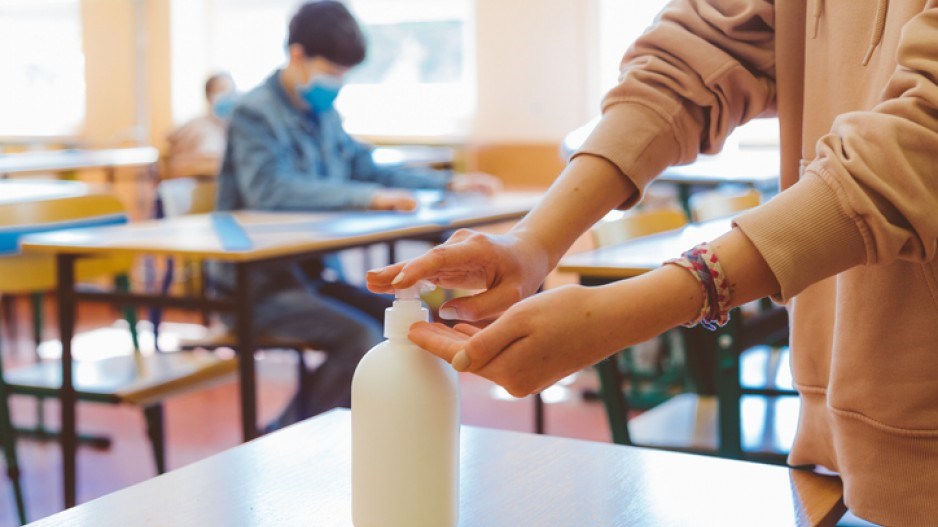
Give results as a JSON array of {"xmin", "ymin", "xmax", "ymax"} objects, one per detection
[
  {"xmin": 407, "ymin": 284, "xmax": 645, "ymax": 397},
  {"xmin": 366, "ymin": 229, "xmax": 550, "ymax": 322},
  {"xmin": 448, "ymin": 172, "xmax": 502, "ymax": 196},
  {"xmin": 370, "ymin": 189, "xmax": 418, "ymax": 211}
]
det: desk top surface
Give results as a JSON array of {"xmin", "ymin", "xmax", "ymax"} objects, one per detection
[
  {"xmin": 659, "ymin": 148, "xmax": 779, "ymax": 186},
  {"xmin": 0, "ymin": 180, "xmax": 90, "ymax": 204},
  {"xmin": 20, "ymin": 191, "xmax": 542, "ymax": 261},
  {"xmin": 0, "ymin": 147, "xmax": 159, "ymax": 174},
  {"xmin": 558, "ymin": 218, "xmax": 733, "ymax": 279},
  {"xmin": 26, "ymin": 409, "xmax": 844, "ymax": 527}
]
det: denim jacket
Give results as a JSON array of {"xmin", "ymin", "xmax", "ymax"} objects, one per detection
[
  {"xmin": 216, "ymin": 70, "xmax": 451, "ymax": 213},
  {"xmin": 212, "ymin": 71, "xmax": 450, "ymax": 297}
]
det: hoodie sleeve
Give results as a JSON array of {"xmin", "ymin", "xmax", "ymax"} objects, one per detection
[
  {"xmin": 573, "ymin": 0, "xmax": 777, "ymax": 208},
  {"xmin": 734, "ymin": 5, "xmax": 938, "ymax": 300}
]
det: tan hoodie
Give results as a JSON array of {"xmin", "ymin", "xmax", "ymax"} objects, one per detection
[{"xmin": 575, "ymin": 1, "xmax": 938, "ymax": 525}]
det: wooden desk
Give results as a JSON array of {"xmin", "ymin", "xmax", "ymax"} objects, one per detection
[
  {"xmin": 25, "ymin": 409, "xmax": 845, "ymax": 527},
  {"xmin": 20, "ymin": 190, "xmax": 542, "ymax": 509},
  {"xmin": 559, "ymin": 219, "xmax": 765, "ymax": 458},
  {"xmin": 0, "ymin": 147, "xmax": 159, "ymax": 182}
]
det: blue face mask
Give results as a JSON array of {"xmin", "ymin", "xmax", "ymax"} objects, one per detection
[
  {"xmin": 298, "ymin": 74, "xmax": 343, "ymax": 114},
  {"xmin": 211, "ymin": 92, "xmax": 238, "ymax": 120}
]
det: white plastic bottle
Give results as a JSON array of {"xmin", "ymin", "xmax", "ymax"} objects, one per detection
[{"xmin": 351, "ymin": 285, "xmax": 460, "ymax": 527}]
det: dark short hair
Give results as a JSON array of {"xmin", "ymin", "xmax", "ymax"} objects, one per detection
[
  {"xmin": 287, "ymin": 1, "xmax": 366, "ymax": 67},
  {"xmin": 204, "ymin": 72, "xmax": 232, "ymax": 100}
]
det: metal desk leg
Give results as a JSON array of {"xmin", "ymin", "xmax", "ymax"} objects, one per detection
[
  {"xmin": 715, "ymin": 322, "xmax": 742, "ymax": 459},
  {"xmin": 596, "ymin": 355, "xmax": 632, "ymax": 445},
  {"xmin": 235, "ymin": 263, "xmax": 258, "ymax": 441},
  {"xmin": 533, "ymin": 394, "xmax": 545, "ymax": 435},
  {"xmin": 56, "ymin": 254, "xmax": 78, "ymax": 508}
]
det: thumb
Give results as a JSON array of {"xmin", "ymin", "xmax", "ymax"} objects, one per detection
[{"xmin": 438, "ymin": 283, "xmax": 523, "ymax": 322}]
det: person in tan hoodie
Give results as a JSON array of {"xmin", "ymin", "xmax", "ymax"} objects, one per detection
[{"xmin": 368, "ymin": 1, "xmax": 938, "ymax": 524}]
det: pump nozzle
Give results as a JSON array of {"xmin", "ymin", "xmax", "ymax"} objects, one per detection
[
  {"xmin": 385, "ymin": 280, "xmax": 433, "ymax": 340},
  {"xmin": 394, "ymin": 280, "xmax": 434, "ymax": 301}
]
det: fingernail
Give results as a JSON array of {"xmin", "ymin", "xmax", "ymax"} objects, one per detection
[
  {"xmin": 451, "ymin": 350, "xmax": 471, "ymax": 372},
  {"xmin": 439, "ymin": 307, "xmax": 459, "ymax": 320},
  {"xmin": 368, "ymin": 266, "xmax": 387, "ymax": 275},
  {"xmin": 391, "ymin": 272, "xmax": 405, "ymax": 285}
]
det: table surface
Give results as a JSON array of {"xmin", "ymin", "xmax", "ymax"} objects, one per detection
[
  {"xmin": 0, "ymin": 180, "xmax": 91, "ymax": 205},
  {"xmin": 371, "ymin": 145, "xmax": 455, "ymax": 167},
  {"xmin": 20, "ymin": 190, "xmax": 542, "ymax": 261},
  {"xmin": 0, "ymin": 147, "xmax": 159, "ymax": 174},
  {"xmin": 558, "ymin": 218, "xmax": 732, "ymax": 279},
  {"xmin": 26, "ymin": 409, "xmax": 845, "ymax": 527},
  {"xmin": 659, "ymin": 148, "xmax": 779, "ymax": 187},
  {"xmin": 561, "ymin": 117, "xmax": 778, "ymax": 188}
]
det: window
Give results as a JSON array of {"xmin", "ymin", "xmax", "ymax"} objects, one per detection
[
  {"xmin": 203, "ymin": 0, "xmax": 473, "ymax": 140},
  {"xmin": 0, "ymin": 0, "xmax": 85, "ymax": 137}
]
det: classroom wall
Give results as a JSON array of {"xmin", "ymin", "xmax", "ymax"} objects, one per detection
[
  {"xmin": 78, "ymin": 0, "xmax": 604, "ymax": 184},
  {"xmin": 81, "ymin": 0, "xmax": 173, "ymax": 149}
]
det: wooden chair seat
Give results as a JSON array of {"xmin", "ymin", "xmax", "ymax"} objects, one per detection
[
  {"xmin": 177, "ymin": 332, "xmax": 323, "ymax": 353},
  {"xmin": 4, "ymin": 352, "xmax": 237, "ymax": 406}
]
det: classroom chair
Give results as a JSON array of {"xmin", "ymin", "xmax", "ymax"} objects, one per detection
[
  {"xmin": 0, "ymin": 193, "xmax": 239, "ymax": 517},
  {"xmin": 688, "ymin": 186, "xmax": 762, "ymax": 222}
]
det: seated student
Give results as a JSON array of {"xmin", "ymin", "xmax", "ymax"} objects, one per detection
[
  {"xmin": 165, "ymin": 72, "xmax": 237, "ymax": 179},
  {"xmin": 215, "ymin": 0, "xmax": 499, "ymax": 430}
]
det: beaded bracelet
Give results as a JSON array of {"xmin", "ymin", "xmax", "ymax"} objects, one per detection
[{"xmin": 664, "ymin": 242, "xmax": 732, "ymax": 330}]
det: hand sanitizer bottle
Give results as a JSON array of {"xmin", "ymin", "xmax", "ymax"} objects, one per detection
[{"xmin": 351, "ymin": 284, "xmax": 460, "ymax": 527}]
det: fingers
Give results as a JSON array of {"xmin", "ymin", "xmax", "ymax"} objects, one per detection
[
  {"xmin": 365, "ymin": 262, "xmax": 406, "ymax": 293},
  {"xmin": 453, "ymin": 323, "xmax": 482, "ymax": 337},
  {"xmin": 455, "ymin": 313, "xmax": 525, "ymax": 373},
  {"xmin": 407, "ymin": 321, "xmax": 469, "ymax": 363},
  {"xmin": 438, "ymin": 282, "xmax": 523, "ymax": 322},
  {"xmin": 391, "ymin": 242, "xmax": 479, "ymax": 290}
]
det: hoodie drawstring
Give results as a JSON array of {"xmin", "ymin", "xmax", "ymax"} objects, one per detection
[{"xmin": 862, "ymin": 0, "xmax": 889, "ymax": 66}]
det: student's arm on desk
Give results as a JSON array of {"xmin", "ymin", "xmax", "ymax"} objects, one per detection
[
  {"xmin": 370, "ymin": 154, "xmax": 780, "ymax": 396},
  {"xmin": 342, "ymin": 131, "xmax": 452, "ymax": 191},
  {"xmin": 228, "ymin": 107, "xmax": 381, "ymax": 210}
]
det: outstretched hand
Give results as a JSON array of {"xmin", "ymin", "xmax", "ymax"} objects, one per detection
[
  {"xmin": 366, "ymin": 229, "xmax": 551, "ymax": 322},
  {"xmin": 407, "ymin": 284, "xmax": 650, "ymax": 397}
]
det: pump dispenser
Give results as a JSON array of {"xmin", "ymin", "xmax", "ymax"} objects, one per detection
[{"xmin": 351, "ymin": 283, "xmax": 460, "ymax": 527}]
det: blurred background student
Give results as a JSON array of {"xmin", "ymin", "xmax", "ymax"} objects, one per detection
[{"xmin": 165, "ymin": 72, "xmax": 237, "ymax": 179}]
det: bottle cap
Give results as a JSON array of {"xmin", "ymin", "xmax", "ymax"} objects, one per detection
[{"xmin": 384, "ymin": 281, "xmax": 433, "ymax": 340}]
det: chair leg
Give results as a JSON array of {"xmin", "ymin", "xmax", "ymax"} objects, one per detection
[
  {"xmin": 143, "ymin": 404, "xmax": 166, "ymax": 475},
  {"xmin": 596, "ymin": 354, "xmax": 632, "ymax": 445},
  {"xmin": 0, "ymin": 337, "xmax": 27, "ymax": 524},
  {"xmin": 1, "ymin": 296, "xmax": 18, "ymax": 357},
  {"xmin": 295, "ymin": 348, "xmax": 308, "ymax": 419},
  {"xmin": 149, "ymin": 257, "xmax": 175, "ymax": 353},
  {"xmin": 114, "ymin": 275, "xmax": 140, "ymax": 352}
]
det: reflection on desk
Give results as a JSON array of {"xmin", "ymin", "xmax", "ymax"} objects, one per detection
[{"xmin": 24, "ymin": 409, "xmax": 845, "ymax": 527}]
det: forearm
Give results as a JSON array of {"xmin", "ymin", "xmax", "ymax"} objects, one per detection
[
  {"xmin": 596, "ymin": 227, "xmax": 780, "ymax": 350},
  {"xmin": 512, "ymin": 154, "xmax": 638, "ymax": 268}
]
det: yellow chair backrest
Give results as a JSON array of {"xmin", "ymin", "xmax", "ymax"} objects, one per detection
[
  {"xmin": 689, "ymin": 187, "xmax": 761, "ymax": 223},
  {"xmin": 0, "ymin": 193, "xmax": 132, "ymax": 293},
  {"xmin": 158, "ymin": 178, "xmax": 217, "ymax": 218},
  {"xmin": 591, "ymin": 208, "xmax": 688, "ymax": 248}
]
